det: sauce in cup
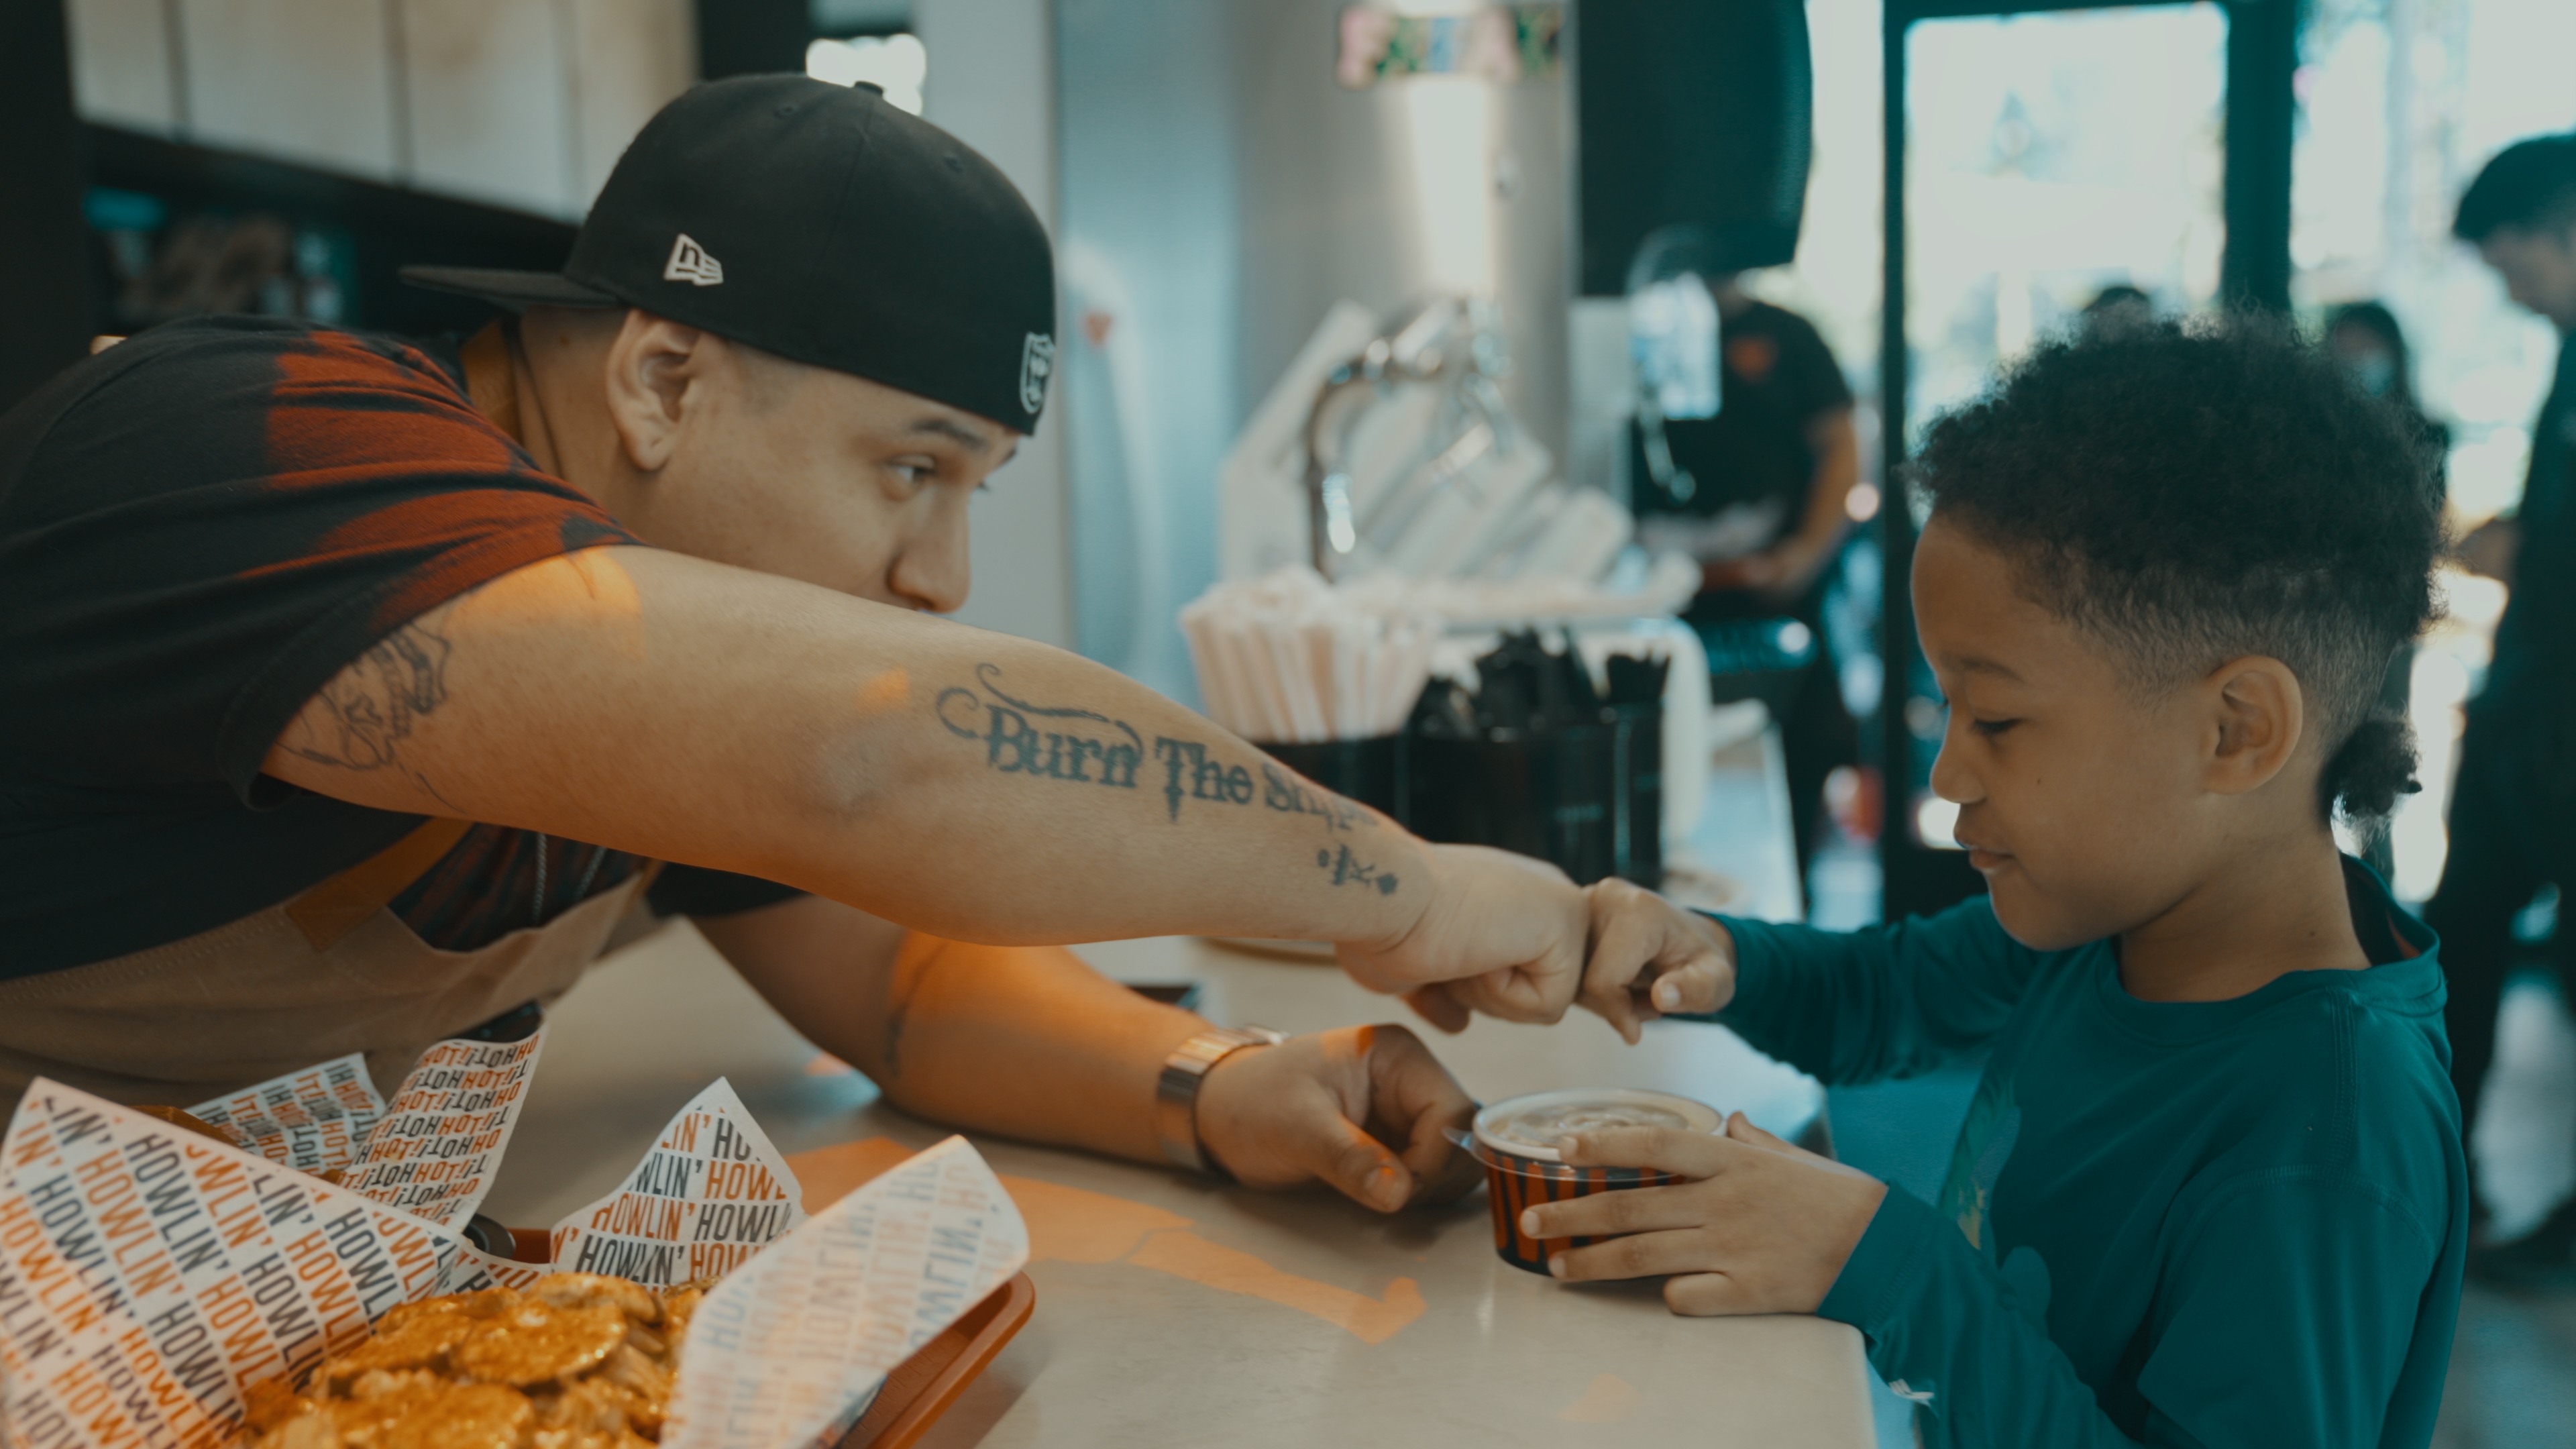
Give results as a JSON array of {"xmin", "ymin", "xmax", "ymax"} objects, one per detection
[{"xmin": 1470, "ymin": 1089, "xmax": 1723, "ymax": 1275}]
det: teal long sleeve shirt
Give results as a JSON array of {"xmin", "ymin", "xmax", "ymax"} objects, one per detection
[{"xmin": 1704, "ymin": 859, "xmax": 2466, "ymax": 1448}]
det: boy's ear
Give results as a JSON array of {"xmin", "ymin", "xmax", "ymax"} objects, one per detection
[{"xmin": 2202, "ymin": 656, "xmax": 2305, "ymax": 797}]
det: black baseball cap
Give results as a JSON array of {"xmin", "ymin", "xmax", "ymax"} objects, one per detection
[{"xmin": 402, "ymin": 74, "xmax": 1057, "ymax": 433}]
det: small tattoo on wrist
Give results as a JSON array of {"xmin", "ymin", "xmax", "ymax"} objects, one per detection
[{"xmin": 1318, "ymin": 843, "xmax": 1399, "ymax": 894}]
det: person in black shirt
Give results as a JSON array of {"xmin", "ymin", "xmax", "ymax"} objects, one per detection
[
  {"xmin": 1635, "ymin": 274, "xmax": 1861, "ymax": 900},
  {"xmin": 2422, "ymin": 134, "xmax": 2576, "ymax": 1280},
  {"xmin": 0, "ymin": 76, "xmax": 1648, "ymax": 1214},
  {"xmin": 2324, "ymin": 300, "xmax": 2450, "ymax": 881}
]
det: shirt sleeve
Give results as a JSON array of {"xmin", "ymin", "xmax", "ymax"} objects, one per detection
[
  {"xmin": 1821, "ymin": 1169, "xmax": 2441, "ymax": 1449},
  {"xmin": 647, "ymin": 866, "xmax": 808, "ymax": 919},
  {"xmin": 0, "ymin": 319, "xmax": 638, "ymax": 805},
  {"xmin": 1693, "ymin": 898, "xmax": 2043, "ymax": 1085},
  {"xmin": 1769, "ymin": 311, "xmax": 1854, "ymax": 421}
]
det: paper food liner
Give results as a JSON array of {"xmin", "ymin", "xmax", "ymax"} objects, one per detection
[
  {"xmin": 184, "ymin": 1030, "xmax": 547, "ymax": 1231},
  {"xmin": 183, "ymin": 1053, "xmax": 384, "ymax": 1173},
  {"xmin": 0, "ymin": 1067, "xmax": 1027, "ymax": 1449},
  {"xmin": 551, "ymin": 1079, "xmax": 804, "ymax": 1286},
  {"xmin": 661, "ymin": 1138, "xmax": 1026, "ymax": 1449},
  {"xmin": 0, "ymin": 1080, "xmax": 469, "ymax": 1448}
]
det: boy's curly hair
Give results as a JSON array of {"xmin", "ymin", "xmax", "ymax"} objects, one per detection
[{"xmin": 1912, "ymin": 316, "xmax": 2445, "ymax": 824}]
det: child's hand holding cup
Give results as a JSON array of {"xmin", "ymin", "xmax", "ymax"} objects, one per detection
[{"xmin": 1578, "ymin": 879, "xmax": 1740, "ymax": 1043}]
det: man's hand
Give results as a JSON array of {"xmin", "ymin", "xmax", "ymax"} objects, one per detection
[
  {"xmin": 1337, "ymin": 845, "xmax": 1588, "ymax": 1027},
  {"xmin": 1576, "ymin": 879, "xmax": 1739, "ymax": 1043},
  {"xmin": 1193, "ymin": 1024, "xmax": 1483, "ymax": 1212},
  {"xmin": 1519, "ymin": 1114, "xmax": 1885, "ymax": 1316},
  {"xmin": 2457, "ymin": 517, "xmax": 2522, "ymax": 586}
]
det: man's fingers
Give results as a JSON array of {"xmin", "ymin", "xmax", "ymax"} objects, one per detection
[
  {"xmin": 1402, "ymin": 984, "xmax": 1471, "ymax": 1034},
  {"xmin": 1367, "ymin": 1029, "xmax": 1483, "ymax": 1204},
  {"xmin": 1663, "ymin": 1272, "xmax": 1758, "ymax": 1317},
  {"xmin": 1546, "ymin": 1228, "xmax": 1708, "ymax": 1283},
  {"xmin": 1558, "ymin": 1126, "xmax": 1735, "ymax": 1178},
  {"xmin": 1578, "ymin": 881, "xmax": 1662, "ymax": 1044},
  {"xmin": 1518, "ymin": 1183, "xmax": 1708, "ymax": 1242},
  {"xmin": 1466, "ymin": 965, "xmax": 1562, "ymax": 1024},
  {"xmin": 1306, "ymin": 1112, "xmax": 1414, "ymax": 1214}
]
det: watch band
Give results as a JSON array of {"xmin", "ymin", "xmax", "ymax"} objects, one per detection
[{"xmin": 1155, "ymin": 1026, "xmax": 1288, "ymax": 1177}]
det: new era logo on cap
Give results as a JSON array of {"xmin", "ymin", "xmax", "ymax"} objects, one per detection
[
  {"xmin": 663, "ymin": 233, "xmax": 724, "ymax": 286},
  {"xmin": 402, "ymin": 78, "xmax": 1057, "ymax": 433},
  {"xmin": 1018, "ymin": 333, "xmax": 1055, "ymax": 416}
]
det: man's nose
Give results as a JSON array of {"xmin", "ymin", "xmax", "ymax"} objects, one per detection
[{"xmin": 888, "ymin": 513, "xmax": 971, "ymax": 614}]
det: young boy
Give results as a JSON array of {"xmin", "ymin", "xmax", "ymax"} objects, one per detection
[{"xmin": 1544, "ymin": 320, "xmax": 2463, "ymax": 1447}]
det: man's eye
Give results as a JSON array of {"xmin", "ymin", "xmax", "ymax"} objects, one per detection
[
  {"xmin": 890, "ymin": 462, "xmax": 931, "ymax": 486},
  {"xmin": 1970, "ymin": 717, "xmax": 2020, "ymax": 738}
]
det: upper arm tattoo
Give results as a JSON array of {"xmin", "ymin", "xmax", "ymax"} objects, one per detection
[{"xmin": 276, "ymin": 617, "xmax": 457, "ymax": 805}]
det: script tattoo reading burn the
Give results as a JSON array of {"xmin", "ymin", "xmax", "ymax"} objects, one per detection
[
  {"xmin": 936, "ymin": 664, "xmax": 1395, "ymax": 890},
  {"xmin": 277, "ymin": 618, "xmax": 457, "ymax": 803}
]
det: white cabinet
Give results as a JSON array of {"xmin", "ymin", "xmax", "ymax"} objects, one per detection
[
  {"xmin": 66, "ymin": 0, "xmax": 178, "ymax": 132},
  {"xmin": 64, "ymin": 0, "xmax": 696, "ymax": 219},
  {"xmin": 180, "ymin": 0, "xmax": 400, "ymax": 182},
  {"xmin": 399, "ymin": 0, "xmax": 574, "ymax": 213},
  {"xmin": 568, "ymin": 0, "xmax": 696, "ymax": 205}
]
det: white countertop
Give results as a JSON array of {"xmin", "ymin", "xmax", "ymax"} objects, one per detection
[
  {"xmin": 482, "ymin": 927, "xmax": 1866, "ymax": 1448},
  {"xmin": 475, "ymin": 719, "xmax": 1869, "ymax": 1446}
]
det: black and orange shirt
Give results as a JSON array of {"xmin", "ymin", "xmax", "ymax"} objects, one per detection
[{"xmin": 0, "ymin": 317, "xmax": 796, "ymax": 981}]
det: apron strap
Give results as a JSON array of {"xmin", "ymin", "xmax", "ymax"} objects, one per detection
[
  {"xmin": 276, "ymin": 325, "xmax": 655, "ymax": 953},
  {"xmin": 284, "ymin": 817, "xmax": 474, "ymax": 951},
  {"xmin": 458, "ymin": 319, "xmax": 523, "ymax": 442}
]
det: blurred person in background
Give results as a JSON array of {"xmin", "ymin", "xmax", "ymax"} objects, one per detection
[
  {"xmin": 1636, "ymin": 272, "xmax": 1861, "ymax": 906},
  {"xmin": 2326, "ymin": 301, "xmax": 2449, "ymax": 880},
  {"xmin": 2424, "ymin": 133, "xmax": 2576, "ymax": 1283}
]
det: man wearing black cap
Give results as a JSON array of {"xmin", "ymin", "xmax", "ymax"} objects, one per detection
[{"xmin": 0, "ymin": 77, "xmax": 1627, "ymax": 1212}]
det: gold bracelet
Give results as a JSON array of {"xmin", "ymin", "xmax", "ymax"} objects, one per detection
[{"xmin": 1155, "ymin": 1026, "xmax": 1287, "ymax": 1177}]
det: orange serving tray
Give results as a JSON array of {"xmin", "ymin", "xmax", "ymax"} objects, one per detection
[
  {"xmin": 506, "ymin": 1227, "xmax": 1036, "ymax": 1449},
  {"xmin": 836, "ymin": 1271, "xmax": 1037, "ymax": 1449}
]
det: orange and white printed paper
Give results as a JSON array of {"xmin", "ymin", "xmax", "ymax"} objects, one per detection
[
  {"xmin": 337, "ymin": 1032, "xmax": 546, "ymax": 1230},
  {"xmin": 184, "ymin": 1052, "xmax": 383, "ymax": 1172},
  {"xmin": 0, "ymin": 1082, "xmax": 465, "ymax": 1448},
  {"xmin": 549, "ymin": 1079, "xmax": 805, "ymax": 1287},
  {"xmin": 0, "ymin": 1077, "xmax": 1024, "ymax": 1449},
  {"xmin": 660, "ymin": 1136, "xmax": 1030, "ymax": 1449}
]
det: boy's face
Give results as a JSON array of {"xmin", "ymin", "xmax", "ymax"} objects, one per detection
[{"xmin": 1912, "ymin": 515, "xmax": 2216, "ymax": 950}]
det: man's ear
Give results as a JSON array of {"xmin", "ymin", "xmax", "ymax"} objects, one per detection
[
  {"xmin": 600, "ymin": 311, "xmax": 710, "ymax": 474},
  {"xmin": 2202, "ymin": 655, "xmax": 2305, "ymax": 797}
]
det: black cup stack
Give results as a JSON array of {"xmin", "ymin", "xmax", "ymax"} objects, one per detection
[{"xmin": 1403, "ymin": 631, "xmax": 1668, "ymax": 887}]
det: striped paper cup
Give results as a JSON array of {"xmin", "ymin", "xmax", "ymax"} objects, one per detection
[{"xmin": 1471, "ymin": 1088, "xmax": 1723, "ymax": 1275}]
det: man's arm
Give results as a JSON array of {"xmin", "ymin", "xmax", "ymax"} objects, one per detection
[
  {"xmin": 696, "ymin": 894, "xmax": 1481, "ymax": 1210},
  {"xmin": 1699, "ymin": 407, "xmax": 1858, "ymax": 601},
  {"xmin": 262, "ymin": 546, "xmax": 1583, "ymax": 1012}
]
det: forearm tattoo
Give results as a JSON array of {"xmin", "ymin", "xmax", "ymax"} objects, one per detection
[
  {"xmin": 276, "ymin": 618, "xmax": 456, "ymax": 805},
  {"xmin": 937, "ymin": 663, "xmax": 1396, "ymax": 892}
]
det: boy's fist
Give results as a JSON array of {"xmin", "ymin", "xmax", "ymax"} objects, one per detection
[{"xmin": 1579, "ymin": 879, "xmax": 1739, "ymax": 1044}]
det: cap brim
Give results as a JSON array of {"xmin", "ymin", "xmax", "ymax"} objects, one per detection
[{"xmin": 398, "ymin": 266, "xmax": 621, "ymax": 311}]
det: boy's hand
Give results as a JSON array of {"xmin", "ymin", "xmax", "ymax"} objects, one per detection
[
  {"xmin": 1578, "ymin": 879, "xmax": 1739, "ymax": 1044},
  {"xmin": 1519, "ymin": 1113, "xmax": 1886, "ymax": 1316}
]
